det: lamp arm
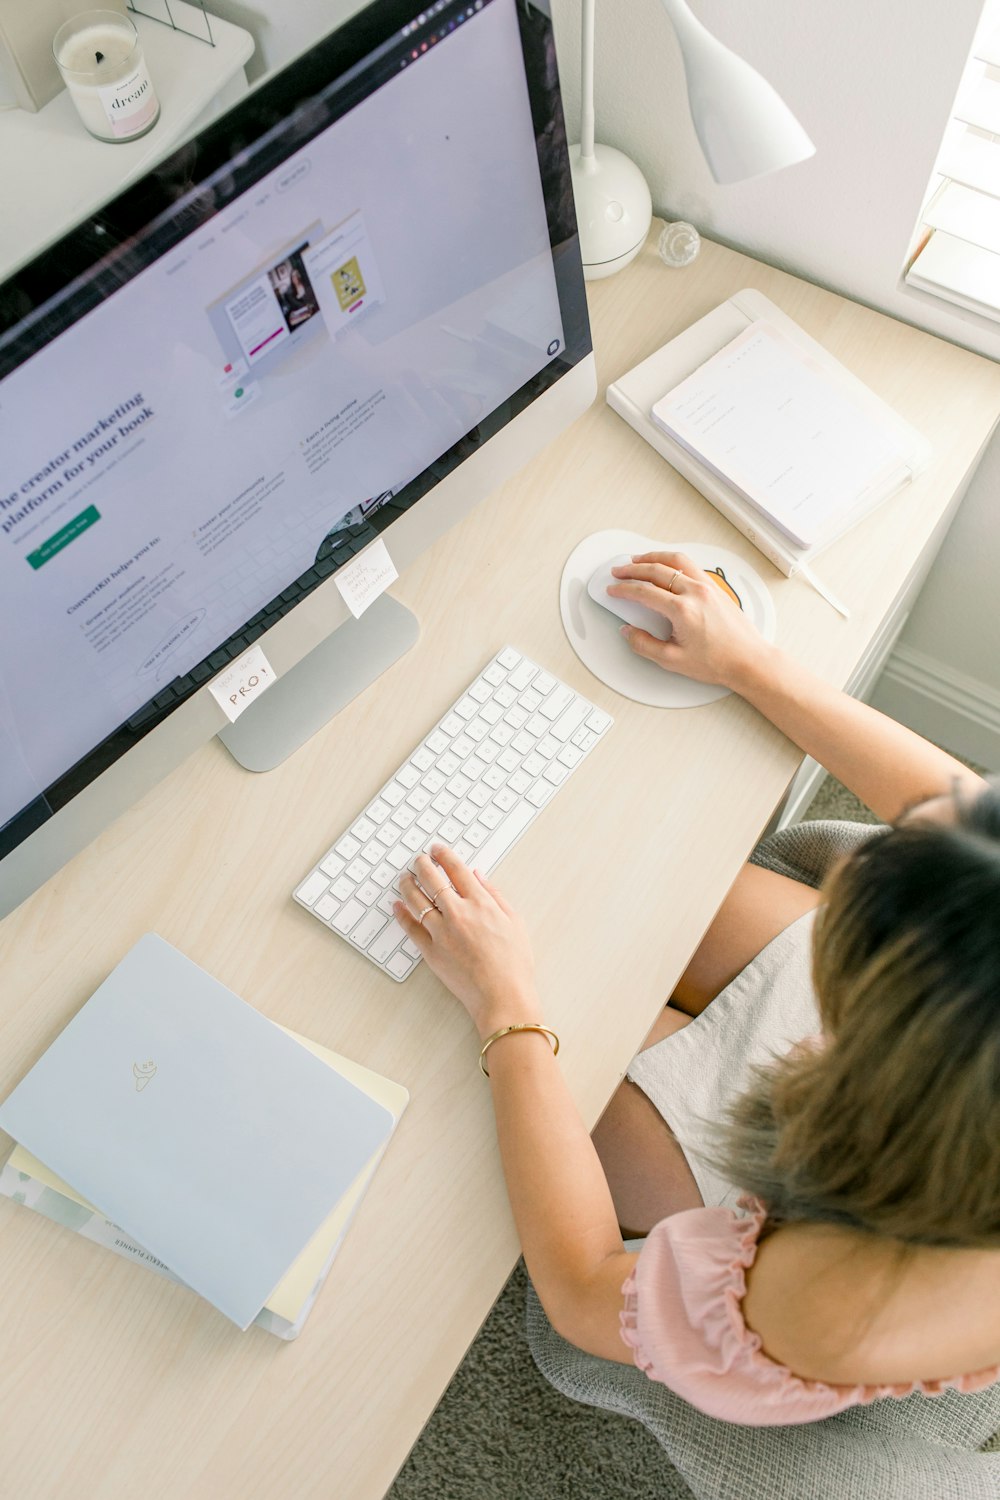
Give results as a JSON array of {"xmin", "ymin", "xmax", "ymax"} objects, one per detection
[{"xmin": 579, "ymin": 0, "xmax": 596, "ymax": 161}]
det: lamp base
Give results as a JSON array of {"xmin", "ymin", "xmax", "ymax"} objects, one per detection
[{"xmin": 569, "ymin": 143, "xmax": 652, "ymax": 280}]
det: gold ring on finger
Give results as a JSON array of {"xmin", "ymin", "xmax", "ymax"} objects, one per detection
[{"xmin": 417, "ymin": 903, "xmax": 438, "ymax": 925}]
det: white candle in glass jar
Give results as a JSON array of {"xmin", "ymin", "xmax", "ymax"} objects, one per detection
[{"xmin": 53, "ymin": 10, "xmax": 160, "ymax": 143}]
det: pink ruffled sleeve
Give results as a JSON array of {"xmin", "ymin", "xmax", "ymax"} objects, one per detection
[{"xmin": 619, "ymin": 1200, "xmax": 1000, "ymax": 1426}]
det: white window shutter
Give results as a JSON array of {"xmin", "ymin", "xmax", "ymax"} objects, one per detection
[{"xmin": 905, "ymin": 1, "xmax": 1000, "ymax": 321}]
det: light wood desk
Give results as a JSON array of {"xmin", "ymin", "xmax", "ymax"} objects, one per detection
[{"xmin": 1, "ymin": 230, "xmax": 999, "ymax": 1499}]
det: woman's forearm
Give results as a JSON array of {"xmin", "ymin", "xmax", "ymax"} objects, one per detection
[
  {"xmin": 732, "ymin": 643, "xmax": 983, "ymax": 823},
  {"xmin": 483, "ymin": 1023, "xmax": 636, "ymax": 1363}
]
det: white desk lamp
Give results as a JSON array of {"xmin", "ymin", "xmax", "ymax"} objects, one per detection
[{"xmin": 570, "ymin": 0, "xmax": 816, "ymax": 278}]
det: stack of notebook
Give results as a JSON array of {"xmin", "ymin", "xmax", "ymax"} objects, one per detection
[{"xmin": 0, "ymin": 934, "xmax": 407, "ymax": 1339}]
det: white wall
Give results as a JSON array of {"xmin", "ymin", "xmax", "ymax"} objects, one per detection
[{"xmin": 216, "ymin": 0, "xmax": 999, "ymax": 763}]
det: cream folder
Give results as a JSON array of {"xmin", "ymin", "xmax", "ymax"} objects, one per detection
[{"xmin": 0, "ymin": 934, "xmax": 394, "ymax": 1329}]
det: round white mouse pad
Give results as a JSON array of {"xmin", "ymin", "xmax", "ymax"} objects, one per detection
[{"xmin": 559, "ymin": 531, "xmax": 776, "ymax": 708}]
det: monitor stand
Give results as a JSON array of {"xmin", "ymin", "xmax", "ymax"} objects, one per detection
[{"xmin": 218, "ymin": 593, "xmax": 419, "ymax": 773}]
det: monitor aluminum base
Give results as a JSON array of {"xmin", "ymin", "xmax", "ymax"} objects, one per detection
[{"xmin": 218, "ymin": 593, "xmax": 419, "ymax": 772}]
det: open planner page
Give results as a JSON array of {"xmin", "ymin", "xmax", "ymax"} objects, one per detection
[{"xmin": 650, "ymin": 322, "xmax": 911, "ymax": 548}]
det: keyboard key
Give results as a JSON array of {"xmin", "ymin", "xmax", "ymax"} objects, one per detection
[
  {"xmin": 352, "ymin": 815, "xmax": 376, "ymax": 842},
  {"xmin": 470, "ymin": 800, "xmax": 536, "ymax": 873},
  {"xmin": 534, "ymin": 672, "xmax": 555, "ymax": 696},
  {"xmin": 508, "ymin": 769, "xmax": 531, "ymax": 794},
  {"xmin": 540, "ymin": 684, "xmax": 573, "ymax": 720},
  {"xmin": 468, "ymin": 784, "xmax": 492, "ymax": 808},
  {"xmin": 453, "ymin": 800, "xmax": 476, "ymax": 825},
  {"xmin": 422, "ymin": 769, "xmax": 446, "ymax": 794},
  {"xmin": 552, "ymin": 700, "xmax": 592, "ymax": 742},
  {"xmin": 526, "ymin": 781, "xmax": 554, "ymax": 808},
  {"xmin": 476, "ymin": 739, "xmax": 499, "ymax": 763},
  {"xmin": 483, "ymin": 764, "xmax": 507, "ymax": 790},
  {"xmin": 332, "ymin": 876, "xmax": 356, "ymax": 901},
  {"xmin": 519, "ymin": 688, "xmax": 542, "ymax": 712},
  {"xmin": 360, "ymin": 841, "xmax": 383, "ymax": 866},
  {"xmin": 369, "ymin": 920, "xmax": 406, "ymax": 963},
  {"xmin": 469, "ymin": 680, "xmax": 492, "ymax": 703},
  {"xmin": 315, "ymin": 894, "xmax": 339, "ymax": 921},
  {"xmin": 466, "ymin": 718, "xmax": 489, "ymax": 742},
  {"xmin": 525, "ymin": 714, "xmax": 548, "ymax": 737},
  {"xmin": 479, "ymin": 701, "xmax": 503, "ymax": 725},
  {"xmin": 411, "ymin": 746, "xmax": 435, "ymax": 772},
  {"xmin": 372, "ymin": 862, "xmax": 396, "ymax": 887},
  {"xmin": 367, "ymin": 799, "xmax": 391, "ymax": 825},
  {"xmin": 544, "ymin": 762, "xmax": 569, "ymax": 785},
  {"xmin": 497, "ymin": 647, "xmax": 521, "ymax": 669},
  {"xmin": 319, "ymin": 853, "xmax": 345, "ymax": 879},
  {"xmin": 426, "ymin": 730, "xmax": 450, "ymax": 753},
  {"xmin": 333, "ymin": 898, "xmax": 366, "ymax": 934},
  {"xmin": 382, "ymin": 781, "xmax": 406, "ymax": 807},
  {"xmin": 504, "ymin": 705, "xmax": 528, "ymax": 729},
  {"xmin": 376, "ymin": 824, "xmax": 397, "ymax": 847},
  {"xmin": 483, "ymin": 663, "xmax": 507, "ymax": 686},
  {"xmin": 558, "ymin": 744, "xmax": 583, "ymax": 768},
  {"xmin": 407, "ymin": 785, "xmax": 432, "ymax": 811},
  {"xmin": 403, "ymin": 826, "xmax": 425, "ymax": 852},
  {"xmin": 493, "ymin": 787, "xmax": 518, "ymax": 812},
  {"xmin": 401, "ymin": 938, "xmax": 422, "ymax": 959},
  {"xmin": 497, "ymin": 748, "xmax": 520, "ymax": 773},
  {"xmin": 439, "ymin": 816, "xmax": 462, "ymax": 842},
  {"xmin": 385, "ymin": 951, "xmax": 413, "ymax": 980},
  {"xmin": 587, "ymin": 709, "xmax": 612, "ymax": 732},
  {"xmin": 437, "ymin": 751, "xmax": 461, "ymax": 776},
  {"xmin": 536, "ymin": 735, "xmax": 559, "ymax": 761},
  {"xmin": 463, "ymin": 755, "xmax": 486, "ymax": 780},
  {"xmin": 352, "ymin": 909, "xmax": 388, "ymax": 948},
  {"xmin": 447, "ymin": 773, "xmax": 472, "ymax": 798},
  {"xmin": 512, "ymin": 731, "xmax": 534, "ymax": 755},
  {"xmin": 440, "ymin": 713, "xmax": 463, "ymax": 736},
  {"xmin": 396, "ymin": 763, "xmax": 422, "ymax": 789},
  {"xmin": 454, "ymin": 698, "xmax": 477, "ymax": 721},
  {"xmin": 480, "ymin": 804, "xmax": 503, "ymax": 829},
  {"xmin": 572, "ymin": 727, "xmax": 597, "ymax": 751},
  {"xmin": 452, "ymin": 734, "xmax": 475, "ymax": 760},
  {"xmin": 508, "ymin": 660, "xmax": 536, "ymax": 690},
  {"xmin": 391, "ymin": 804, "xmax": 417, "ymax": 829},
  {"xmin": 335, "ymin": 834, "xmax": 361, "ymax": 860},
  {"xmin": 417, "ymin": 809, "xmax": 439, "ymax": 834},
  {"xmin": 522, "ymin": 752, "xmax": 545, "ymax": 777},
  {"xmin": 494, "ymin": 685, "xmax": 518, "ymax": 708},
  {"xmin": 357, "ymin": 880, "xmax": 381, "ymax": 905},
  {"xmin": 432, "ymin": 791, "xmax": 457, "ymax": 816},
  {"xmin": 345, "ymin": 858, "xmax": 371, "ymax": 883}
]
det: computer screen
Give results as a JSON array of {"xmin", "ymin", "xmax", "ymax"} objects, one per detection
[{"xmin": 0, "ymin": 0, "xmax": 593, "ymax": 915}]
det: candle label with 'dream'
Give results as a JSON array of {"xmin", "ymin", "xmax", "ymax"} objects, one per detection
[{"xmin": 96, "ymin": 62, "xmax": 158, "ymax": 139}]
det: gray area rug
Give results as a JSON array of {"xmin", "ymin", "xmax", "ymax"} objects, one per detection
[{"xmin": 388, "ymin": 770, "xmax": 997, "ymax": 1498}]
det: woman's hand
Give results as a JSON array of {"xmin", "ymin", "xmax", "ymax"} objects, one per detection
[
  {"xmin": 394, "ymin": 845, "xmax": 538, "ymax": 1039},
  {"xmin": 608, "ymin": 549, "xmax": 772, "ymax": 690}
]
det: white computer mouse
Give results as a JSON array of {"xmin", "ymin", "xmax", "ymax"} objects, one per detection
[{"xmin": 586, "ymin": 554, "xmax": 672, "ymax": 641}]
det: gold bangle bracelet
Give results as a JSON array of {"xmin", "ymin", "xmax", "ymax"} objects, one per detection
[{"xmin": 479, "ymin": 1023, "xmax": 560, "ymax": 1077}]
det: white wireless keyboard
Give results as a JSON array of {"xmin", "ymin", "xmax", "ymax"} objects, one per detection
[{"xmin": 293, "ymin": 647, "xmax": 613, "ymax": 980}]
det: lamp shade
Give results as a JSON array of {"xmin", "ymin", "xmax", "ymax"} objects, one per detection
[{"xmin": 660, "ymin": 0, "xmax": 815, "ymax": 184}]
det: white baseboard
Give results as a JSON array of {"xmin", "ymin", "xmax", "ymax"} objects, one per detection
[{"xmin": 871, "ymin": 645, "xmax": 1000, "ymax": 771}]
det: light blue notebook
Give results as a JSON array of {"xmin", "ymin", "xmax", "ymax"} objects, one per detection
[{"xmin": 0, "ymin": 934, "xmax": 393, "ymax": 1329}]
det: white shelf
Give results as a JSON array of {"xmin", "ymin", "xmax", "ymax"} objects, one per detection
[{"xmin": 0, "ymin": 3, "xmax": 254, "ymax": 281}]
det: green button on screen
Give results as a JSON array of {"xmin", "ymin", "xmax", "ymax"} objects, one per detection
[{"xmin": 26, "ymin": 505, "xmax": 101, "ymax": 569}]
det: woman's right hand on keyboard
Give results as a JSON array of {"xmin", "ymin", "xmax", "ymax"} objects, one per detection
[
  {"xmin": 608, "ymin": 550, "xmax": 772, "ymax": 691},
  {"xmin": 394, "ymin": 845, "xmax": 539, "ymax": 1040}
]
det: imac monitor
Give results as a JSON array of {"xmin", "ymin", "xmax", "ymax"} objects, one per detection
[{"xmin": 0, "ymin": 0, "xmax": 595, "ymax": 919}]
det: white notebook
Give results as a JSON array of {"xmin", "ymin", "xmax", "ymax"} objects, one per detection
[
  {"xmin": 650, "ymin": 321, "xmax": 915, "ymax": 550},
  {"xmin": 606, "ymin": 290, "xmax": 931, "ymax": 600},
  {"xmin": 0, "ymin": 934, "xmax": 394, "ymax": 1329}
]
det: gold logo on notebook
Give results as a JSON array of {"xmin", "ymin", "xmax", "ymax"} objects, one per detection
[{"xmin": 133, "ymin": 1060, "xmax": 157, "ymax": 1092}]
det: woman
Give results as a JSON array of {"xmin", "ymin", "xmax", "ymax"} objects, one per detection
[{"xmin": 393, "ymin": 550, "xmax": 1000, "ymax": 1426}]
